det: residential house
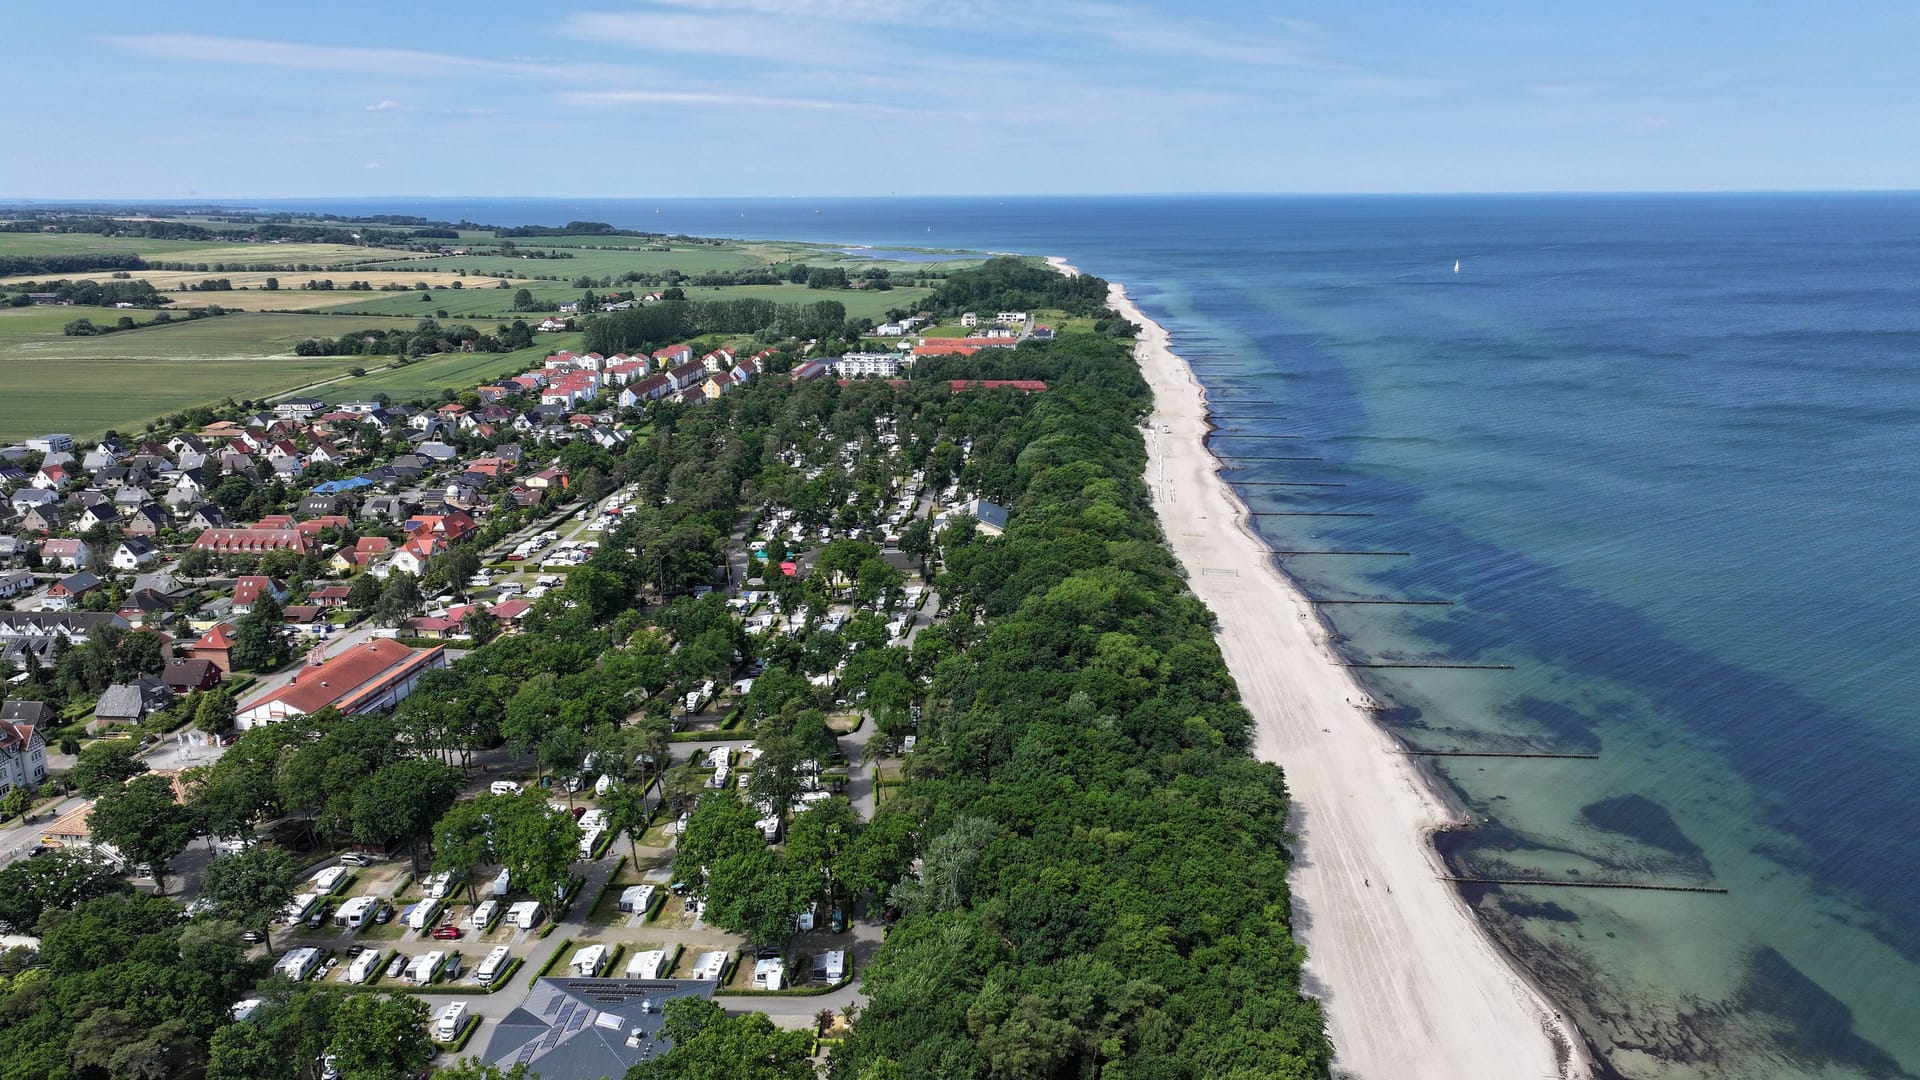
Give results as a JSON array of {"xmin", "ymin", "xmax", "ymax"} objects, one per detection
[
  {"xmin": 523, "ymin": 469, "xmax": 566, "ymax": 496},
  {"xmin": 19, "ymin": 504, "xmax": 67, "ymax": 534},
  {"xmin": 44, "ymin": 571, "xmax": 102, "ymax": 611},
  {"xmin": 651, "ymin": 343, "xmax": 693, "ymax": 368},
  {"xmin": 404, "ymin": 511, "xmax": 478, "ymax": 544},
  {"xmin": 231, "ymin": 576, "xmax": 288, "ymax": 615},
  {"xmin": 0, "ymin": 570, "xmax": 32, "ymax": 601},
  {"xmin": 310, "ymin": 585, "xmax": 352, "ymax": 608},
  {"xmin": 185, "ymin": 503, "xmax": 229, "ymax": 531},
  {"xmin": 25, "ymin": 434, "xmax": 73, "ymax": 454},
  {"xmin": 189, "ymin": 623, "xmax": 236, "ymax": 673},
  {"xmin": 0, "ymin": 707, "xmax": 50, "ymax": 792},
  {"xmin": 116, "ymin": 589, "xmax": 176, "ymax": 629},
  {"xmin": 934, "ymin": 497, "xmax": 1011, "ymax": 538},
  {"xmin": 112, "ymin": 538, "xmax": 160, "ymax": 570},
  {"xmin": 192, "ymin": 528, "xmax": 311, "ymax": 556},
  {"xmin": 90, "ymin": 678, "xmax": 174, "ymax": 733},
  {"xmin": 389, "ymin": 534, "xmax": 446, "ymax": 577},
  {"xmin": 360, "ymin": 495, "xmax": 415, "ymax": 522},
  {"xmin": 165, "ymin": 656, "xmax": 223, "ymax": 695},
  {"xmin": 417, "ymin": 441, "xmax": 459, "ymax": 463},
  {"xmin": 123, "ymin": 503, "xmax": 172, "ymax": 537},
  {"xmin": 274, "ymin": 396, "xmax": 325, "ymax": 420},
  {"xmin": 31, "ymin": 464, "xmax": 70, "ymax": 491},
  {"xmin": 331, "ymin": 536, "xmax": 392, "ymax": 573},
  {"xmin": 487, "ymin": 598, "xmax": 531, "ymax": 630},
  {"xmin": 293, "ymin": 515, "xmax": 350, "ymax": 546},
  {"xmin": 10, "ymin": 487, "xmax": 58, "ymax": 515},
  {"xmin": 40, "ymin": 539, "xmax": 90, "ymax": 570},
  {"xmin": 77, "ymin": 503, "xmax": 119, "ymax": 533}
]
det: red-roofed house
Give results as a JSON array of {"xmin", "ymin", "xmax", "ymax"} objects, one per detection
[
  {"xmin": 652, "ymin": 344, "xmax": 693, "ymax": 367},
  {"xmin": 234, "ymin": 639, "xmax": 447, "ymax": 728},
  {"xmin": 404, "ymin": 512, "xmax": 478, "ymax": 543},
  {"xmin": 231, "ymin": 576, "xmax": 287, "ymax": 615},
  {"xmin": 294, "ymin": 515, "xmax": 351, "ymax": 541},
  {"xmin": 190, "ymin": 623, "xmax": 237, "ymax": 673},
  {"xmin": 311, "ymin": 585, "xmax": 353, "ymax": 607},
  {"xmin": 389, "ymin": 534, "xmax": 447, "ymax": 577},
  {"xmin": 193, "ymin": 529, "xmax": 311, "ymax": 556},
  {"xmin": 330, "ymin": 536, "xmax": 392, "ymax": 573},
  {"xmin": 487, "ymin": 598, "xmax": 532, "ymax": 629}
]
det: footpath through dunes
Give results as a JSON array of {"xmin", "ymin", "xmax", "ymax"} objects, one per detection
[{"xmin": 1054, "ymin": 256, "xmax": 1592, "ymax": 1080}]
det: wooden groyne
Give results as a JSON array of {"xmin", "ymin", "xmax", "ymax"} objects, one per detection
[
  {"xmin": 1212, "ymin": 433, "xmax": 1304, "ymax": 440},
  {"xmin": 1311, "ymin": 597, "xmax": 1451, "ymax": 604},
  {"xmin": 1346, "ymin": 661, "xmax": 1515, "ymax": 670},
  {"xmin": 1273, "ymin": 550, "xmax": 1412, "ymax": 557},
  {"xmin": 1442, "ymin": 876, "xmax": 1728, "ymax": 895},
  {"xmin": 1252, "ymin": 512, "xmax": 1377, "ymax": 518},
  {"xmin": 1401, "ymin": 750, "xmax": 1598, "ymax": 760},
  {"xmin": 1234, "ymin": 481, "xmax": 1348, "ymax": 487}
]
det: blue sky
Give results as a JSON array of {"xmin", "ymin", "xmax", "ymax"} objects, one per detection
[{"xmin": 4, "ymin": 1, "xmax": 1916, "ymax": 198}]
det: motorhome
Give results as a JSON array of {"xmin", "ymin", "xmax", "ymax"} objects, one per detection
[
  {"xmin": 617, "ymin": 885, "xmax": 656, "ymax": 915},
  {"xmin": 490, "ymin": 868, "xmax": 511, "ymax": 897},
  {"xmin": 476, "ymin": 945, "xmax": 512, "ymax": 985},
  {"xmin": 752, "ymin": 956, "xmax": 786, "ymax": 990},
  {"xmin": 310, "ymin": 866, "xmax": 348, "ymax": 895},
  {"xmin": 434, "ymin": 1002, "xmax": 468, "ymax": 1042},
  {"xmin": 489, "ymin": 781, "xmax": 520, "ymax": 797},
  {"xmin": 422, "ymin": 871, "xmax": 460, "ymax": 899}
]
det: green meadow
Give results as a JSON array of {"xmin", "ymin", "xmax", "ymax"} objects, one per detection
[{"xmin": 319, "ymin": 336, "xmax": 585, "ymax": 405}]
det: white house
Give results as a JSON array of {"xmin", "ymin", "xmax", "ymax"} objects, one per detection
[
  {"xmin": 112, "ymin": 538, "xmax": 160, "ymax": 570},
  {"xmin": 0, "ymin": 712, "xmax": 50, "ymax": 793}
]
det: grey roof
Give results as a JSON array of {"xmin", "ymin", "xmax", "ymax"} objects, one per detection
[
  {"xmin": 94, "ymin": 684, "xmax": 149, "ymax": 720},
  {"xmin": 965, "ymin": 498, "xmax": 1009, "ymax": 532},
  {"xmin": 483, "ymin": 977, "xmax": 717, "ymax": 1079}
]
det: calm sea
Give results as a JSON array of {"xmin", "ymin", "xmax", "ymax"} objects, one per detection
[{"xmin": 254, "ymin": 193, "xmax": 1920, "ymax": 1078}]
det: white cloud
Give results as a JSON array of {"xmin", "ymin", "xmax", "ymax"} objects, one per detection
[
  {"xmin": 560, "ymin": 89, "xmax": 908, "ymax": 114},
  {"xmin": 365, "ymin": 100, "xmax": 404, "ymax": 111}
]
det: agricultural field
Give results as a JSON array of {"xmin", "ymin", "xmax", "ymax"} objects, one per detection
[
  {"xmin": 313, "ymin": 282, "xmax": 574, "ymax": 318},
  {"xmin": 675, "ymin": 282, "xmax": 931, "ymax": 321},
  {"xmin": 319, "ymin": 335, "xmax": 585, "ymax": 405},
  {"xmin": 0, "ymin": 309, "xmax": 422, "ymax": 440},
  {"xmin": 0, "ymin": 232, "xmax": 426, "ymax": 269}
]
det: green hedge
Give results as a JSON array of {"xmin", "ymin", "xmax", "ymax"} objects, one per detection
[
  {"xmin": 535, "ymin": 939, "xmax": 573, "ymax": 978},
  {"xmin": 433, "ymin": 1013, "xmax": 482, "ymax": 1052},
  {"xmin": 585, "ymin": 855, "xmax": 629, "ymax": 916},
  {"xmin": 716, "ymin": 975, "xmax": 853, "ymax": 998}
]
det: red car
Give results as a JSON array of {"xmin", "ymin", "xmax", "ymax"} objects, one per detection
[{"xmin": 430, "ymin": 925, "xmax": 462, "ymax": 940}]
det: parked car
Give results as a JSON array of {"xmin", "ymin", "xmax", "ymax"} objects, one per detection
[
  {"xmin": 339, "ymin": 852, "xmax": 372, "ymax": 867},
  {"xmin": 430, "ymin": 925, "xmax": 462, "ymax": 940},
  {"xmin": 373, "ymin": 903, "xmax": 395, "ymax": 925},
  {"xmin": 829, "ymin": 908, "xmax": 847, "ymax": 934},
  {"xmin": 241, "ymin": 930, "xmax": 264, "ymax": 943},
  {"xmin": 384, "ymin": 954, "xmax": 405, "ymax": 979}
]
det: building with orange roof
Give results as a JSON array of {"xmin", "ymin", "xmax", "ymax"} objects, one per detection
[{"xmin": 234, "ymin": 639, "xmax": 446, "ymax": 729}]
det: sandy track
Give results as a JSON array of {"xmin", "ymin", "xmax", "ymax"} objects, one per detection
[{"xmin": 1052, "ymin": 256, "xmax": 1590, "ymax": 1080}]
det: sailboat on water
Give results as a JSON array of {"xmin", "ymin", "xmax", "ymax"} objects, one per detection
[{"xmin": 1453, "ymin": 259, "xmax": 1461, "ymax": 273}]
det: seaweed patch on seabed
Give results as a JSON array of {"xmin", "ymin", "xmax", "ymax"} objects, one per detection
[
  {"xmin": 1578, "ymin": 793, "xmax": 1714, "ymax": 876},
  {"xmin": 1475, "ymin": 897, "xmax": 1917, "ymax": 1080}
]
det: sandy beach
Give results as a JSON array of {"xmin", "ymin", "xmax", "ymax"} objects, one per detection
[{"xmin": 1050, "ymin": 256, "xmax": 1591, "ymax": 1080}]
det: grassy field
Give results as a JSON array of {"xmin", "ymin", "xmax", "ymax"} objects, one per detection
[
  {"xmin": 674, "ymin": 282, "xmax": 930, "ymax": 321},
  {"xmin": 320, "ymin": 335, "xmax": 584, "ymax": 405},
  {"xmin": 0, "ymin": 233, "xmax": 427, "ymax": 269},
  {"xmin": 313, "ymin": 282, "xmax": 576, "ymax": 319},
  {"xmin": 0, "ymin": 309, "xmax": 429, "ymax": 440}
]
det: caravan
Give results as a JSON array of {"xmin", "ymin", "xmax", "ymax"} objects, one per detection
[
  {"xmin": 490, "ymin": 868, "xmax": 512, "ymax": 897},
  {"xmin": 504, "ymin": 901, "xmax": 543, "ymax": 929},
  {"xmin": 274, "ymin": 947, "xmax": 323, "ymax": 982},
  {"xmin": 281, "ymin": 893, "xmax": 319, "ymax": 926},
  {"xmin": 405, "ymin": 898, "xmax": 443, "ymax": 931},
  {"xmin": 468, "ymin": 900, "xmax": 498, "ymax": 930},
  {"xmin": 624, "ymin": 948, "xmax": 666, "ymax": 979},
  {"xmin": 310, "ymin": 866, "xmax": 348, "ymax": 895},
  {"xmin": 404, "ymin": 951, "xmax": 447, "ymax": 985},
  {"xmin": 617, "ymin": 884, "xmax": 656, "ymax": 915},
  {"xmin": 344, "ymin": 949, "xmax": 381, "ymax": 984},
  {"xmin": 688, "ymin": 950, "xmax": 727, "ymax": 981},
  {"xmin": 421, "ymin": 871, "xmax": 460, "ymax": 899},
  {"xmin": 333, "ymin": 895, "xmax": 378, "ymax": 929},
  {"xmin": 568, "ymin": 944, "xmax": 607, "ymax": 977}
]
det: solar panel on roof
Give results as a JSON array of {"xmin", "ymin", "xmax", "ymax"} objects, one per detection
[
  {"xmin": 542, "ymin": 993, "xmax": 563, "ymax": 1016},
  {"xmin": 568, "ymin": 1010, "xmax": 590, "ymax": 1032},
  {"xmin": 516, "ymin": 1045, "xmax": 536, "ymax": 1064}
]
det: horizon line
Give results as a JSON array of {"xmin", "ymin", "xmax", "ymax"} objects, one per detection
[{"xmin": 5, "ymin": 188, "xmax": 1920, "ymax": 205}]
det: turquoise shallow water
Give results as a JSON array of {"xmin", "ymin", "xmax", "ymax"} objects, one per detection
[{"xmin": 243, "ymin": 194, "xmax": 1920, "ymax": 1077}]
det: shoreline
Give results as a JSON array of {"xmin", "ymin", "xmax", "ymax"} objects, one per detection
[{"xmin": 1050, "ymin": 255, "xmax": 1592, "ymax": 1080}]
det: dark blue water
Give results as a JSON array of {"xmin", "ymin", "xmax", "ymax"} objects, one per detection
[{"xmin": 252, "ymin": 194, "xmax": 1920, "ymax": 1077}]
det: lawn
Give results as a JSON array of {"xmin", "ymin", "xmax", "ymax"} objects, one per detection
[{"xmin": 322, "ymin": 335, "xmax": 584, "ymax": 405}]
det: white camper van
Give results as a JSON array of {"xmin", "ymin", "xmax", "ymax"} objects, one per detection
[
  {"xmin": 434, "ymin": 1002, "xmax": 469, "ymax": 1042},
  {"xmin": 476, "ymin": 945, "xmax": 512, "ymax": 986}
]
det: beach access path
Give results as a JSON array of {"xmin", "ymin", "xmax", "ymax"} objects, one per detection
[{"xmin": 1055, "ymin": 257, "xmax": 1590, "ymax": 1080}]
